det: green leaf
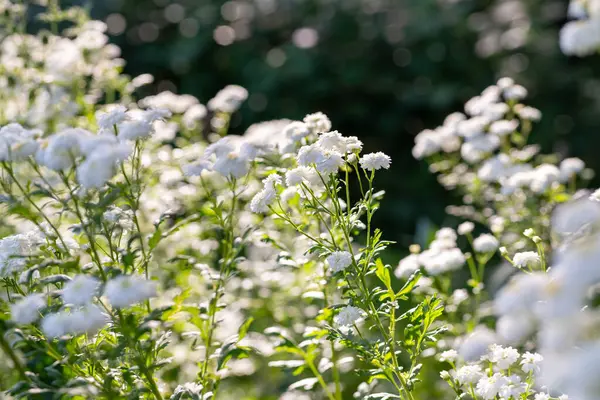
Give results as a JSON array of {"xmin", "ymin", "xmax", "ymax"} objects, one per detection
[
  {"xmin": 397, "ymin": 271, "xmax": 422, "ymax": 297},
  {"xmin": 237, "ymin": 317, "xmax": 254, "ymax": 342},
  {"xmin": 375, "ymin": 258, "xmax": 392, "ymax": 291},
  {"xmin": 148, "ymin": 225, "xmax": 163, "ymax": 251}
]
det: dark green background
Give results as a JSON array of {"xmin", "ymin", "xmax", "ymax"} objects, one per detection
[{"xmin": 90, "ymin": 0, "xmax": 599, "ymax": 246}]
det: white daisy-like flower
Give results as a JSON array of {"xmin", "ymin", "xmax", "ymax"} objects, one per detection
[
  {"xmin": 457, "ymin": 221, "xmax": 475, "ymax": 235},
  {"xmin": 11, "ymin": 294, "xmax": 45, "ymax": 324},
  {"xmin": 104, "ymin": 275, "xmax": 157, "ymax": 308},
  {"xmin": 95, "ymin": 105, "xmax": 127, "ymax": 129},
  {"xmin": 303, "ymin": 112, "xmax": 331, "ymax": 134},
  {"xmin": 334, "ymin": 305, "xmax": 365, "ymax": 327},
  {"xmin": 473, "ymin": 234, "xmax": 499, "ymax": 253},
  {"xmin": 359, "ymin": 152, "xmax": 391, "ymax": 171},
  {"xmin": 61, "ymin": 275, "xmax": 100, "ymax": 306},
  {"xmin": 326, "ymin": 251, "xmax": 353, "ymax": 273},
  {"xmin": 512, "ymin": 251, "xmax": 541, "ymax": 269}
]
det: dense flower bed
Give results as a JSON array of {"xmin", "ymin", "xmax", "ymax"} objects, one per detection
[{"xmin": 0, "ymin": 1, "xmax": 599, "ymax": 399}]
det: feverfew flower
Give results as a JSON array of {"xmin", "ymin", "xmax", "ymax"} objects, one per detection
[
  {"xmin": 250, "ymin": 174, "xmax": 281, "ymax": 213},
  {"xmin": 488, "ymin": 344, "xmax": 520, "ymax": 370},
  {"xmin": 475, "ymin": 373, "xmax": 508, "ymax": 399},
  {"xmin": 104, "ymin": 275, "xmax": 157, "ymax": 308},
  {"xmin": 316, "ymin": 151, "xmax": 344, "ymax": 175},
  {"xmin": 457, "ymin": 221, "xmax": 475, "ymax": 235},
  {"xmin": 303, "ymin": 112, "xmax": 331, "ymax": 134},
  {"xmin": 213, "ymin": 151, "xmax": 250, "ymax": 179},
  {"xmin": 61, "ymin": 275, "xmax": 100, "ymax": 306},
  {"xmin": 559, "ymin": 157, "xmax": 585, "ymax": 181},
  {"xmin": 455, "ymin": 365, "xmax": 483, "ymax": 385},
  {"xmin": 76, "ymin": 141, "xmax": 131, "ymax": 188},
  {"xmin": 512, "ymin": 251, "xmax": 541, "ymax": 269},
  {"xmin": 37, "ymin": 128, "xmax": 91, "ymax": 170},
  {"xmin": 297, "ymin": 144, "xmax": 325, "ymax": 166},
  {"xmin": 521, "ymin": 352, "xmax": 543, "ymax": 374},
  {"xmin": 41, "ymin": 305, "xmax": 108, "ymax": 337},
  {"xmin": 283, "ymin": 121, "xmax": 311, "ymax": 141},
  {"xmin": 285, "ymin": 166, "xmax": 319, "ymax": 186},
  {"xmin": 489, "ymin": 119, "xmax": 518, "ymax": 136},
  {"xmin": 473, "ymin": 234, "xmax": 499, "ymax": 253},
  {"xmin": 334, "ymin": 306, "xmax": 365, "ymax": 327},
  {"xmin": 95, "ymin": 105, "xmax": 127, "ymax": 129},
  {"xmin": 359, "ymin": 152, "xmax": 391, "ymax": 171},
  {"xmin": 326, "ymin": 251, "xmax": 353, "ymax": 273},
  {"xmin": 438, "ymin": 349, "xmax": 458, "ymax": 362},
  {"xmin": 11, "ymin": 294, "xmax": 45, "ymax": 324},
  {"xmin": 116, "ymin": 120, "xmax": 153, "ymax": 141}
]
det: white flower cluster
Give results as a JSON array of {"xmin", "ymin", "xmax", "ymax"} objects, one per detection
[
  {"xmin": 11, "ymin": 274, "xmax": 157, "ymax": 337},
  {"xmin": 442, "ymin": 344, "xmax": 560, "ymax": 400},
  {"xmin": 0, "ymin": 230, "xmax": 45, "ymax": 277},
  {"xmin": 395, "ymin": 227, "xmax": 466, "ymax": 278},
  {"xmin": 492, "ymin": 196, "xmax": 600, "ymax": 399},
  {"xmin": 0, "ymin": 15, "xmax": 140, "ymax": 131}
]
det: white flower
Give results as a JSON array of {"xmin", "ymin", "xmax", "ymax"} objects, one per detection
[
  {"xmin": 334, "ymin": 306, "xmax": 364, "ymax": 327},
  {"xmin": 489, "ymin": 119, "xmax": 518, "ymax": 136},
  {"xmin": 183, "ymin": 160, "xmax": 212, "ymax": 176},
  {"xmin": 61, "ymin": 275, "xmax": 100, "ymax": 306},
  {"xmin": 515, "ymin": 105, "xmax": 542, "ymax": 121},
  {"xmin": 76, "ymin": 141, "xmax": 131, "ymax": 188},
  {"xmin": 498, "ymin": 375, "xmax": 527, "ymax": 399},
  {"xmin": 173, "ymin": 382, "xmax": 204, "ymax": 396},
  {"xmin": 0, "ymin": 123, "xmax": 41, "ymax": 162},
  {"xmin": 0, "ymin": 231, "xmax": 44, "ymax": 277},
  {"xmin": 455, "ymin": 364, "xmax": 483, "ymax": 385},
  {"xmin": 316, "ymin": 131, "xmax": 347, "ymax": 152},
  {"xmin": 208, "ymin": 85, "xmax": 248, "ymax": 112},
  {"xmin": 438, "ymin": 349, "xmax": 458, "ymax": 362},
  {"xmin": 297, "ymin": 144, "xmax": 325, "ymax": 166},
  {"xmin": 590, "ymin": 188, "xmax": 600, "ymax": 202},
  {"xmin": 41, "ymin": 305, "xmax": 108, "ymax": 337},
  {"xmin": 11, "ymin": 294, "xmax": 45, "ymax": 324},
  {"xmin": 283, "ymin": 121, "xmax": 311, "ymax": 141},
  {"xmin": 303, "ymin": 112, "xmax": 331, "ymax": 134},
  {"xmin": 104, "ymin": 275, "xmax": 157, "ymax": 308},
  {"xmin": 182, "ymin": 104, "xmax": 208, "ymax": 129},
  {"xmin": 37, "ymin": 128, "xmax": 91, "ymax": 170},
  {"xmin": 359, "ymin": 152, "xmax": 391, "ymax": 171},
  {"xmin": 487, "ymin": 344, "xmax": 520, "ymax": 370},
  {"xmin": 503, "ymin": 85, "xmax": 527, "ymax": 100},
  {"xmin": 316, "ymin": 151, "xmax": 344, "ymax": 175},
  {"xmin": 249, "ymin": 189, "xmax": 276, "ymax": 213},
  {"xmin": 475, "ymin": 373, "xmax": 508, "ymax": 399},
  {"xmin": 534, "ymin": 393, "xmax": 550, "ymax": 400},
  {"xmin": 102, "ymin": 206, "xmax": 134, "ymax": 230},
  {"xmin": 450, "ymin": 289, "xmax": 469, "ymax": 305},
  {"xmin": 326, "ymin": 251, "xmax": 353, "ymax": 273},
  {"xmin": 457, "ymin": 221, "xmax": 474, "ymax": 235},
  {"xmin": 117, "ymin": 120, "xmax": 153, "ymax": 141},
  {"xmin": 512, "ymin": 251, "xmax": 541, "ymax": 269},
  {"xmin": 95, "ymin": 105, "xmax": 127, "ymax": 129},
  {"xmin": 213, "ymin": 151, "xmax": 250, "ymax": 179},
  {"xmin": 394, "ymin": 254, "xmax": 420, "ymax": 279},
  {"xmin": 285, "ymin": 166, "xmax": 318, "ymax": 186},
  {"xmin": 473, "ymin": 234, "xmax": 499, "ymax": 253},
  {"xmin": 521, "ymin": 351, "xmax": 543, "ymax": 374},
  {"xmin": 560, "ymin": 157, "xmax": 585, "ymax": 181},
  {"xmin": 560, "ymin": 19, "xmax": 600, "ymax": 57}
]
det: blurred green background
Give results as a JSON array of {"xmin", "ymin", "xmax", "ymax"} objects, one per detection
[{"xmin": 89, "ymin": 0, "xmax": 599, "ymax": 246}]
